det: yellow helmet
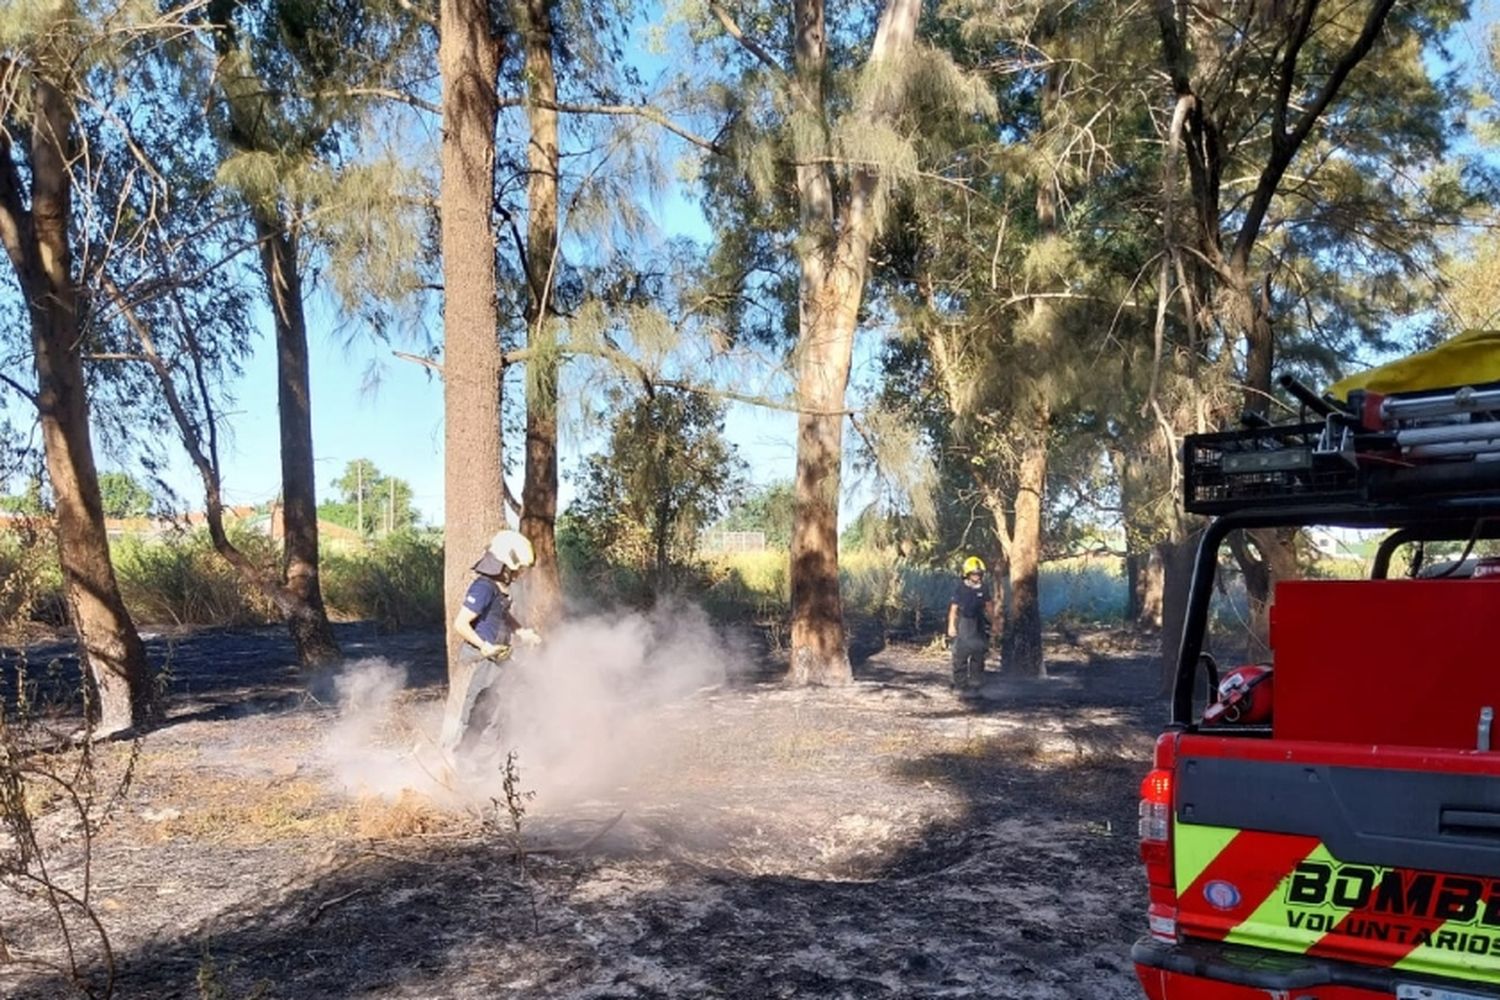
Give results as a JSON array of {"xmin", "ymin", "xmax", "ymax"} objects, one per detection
[{"xmin": 962, "ymin": 556, "xmax": 985, "ymax": 576}]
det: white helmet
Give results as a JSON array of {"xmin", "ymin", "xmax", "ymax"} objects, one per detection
[{"xmin": 474, "ymin": 529, "xmax": 535, "ymax": 575}]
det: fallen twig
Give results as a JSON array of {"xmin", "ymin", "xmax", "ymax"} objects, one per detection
[
  {"xmin": 309, "ymin": 888, "xmax": 365, "ymax": 925},
  {"xmin": 529, "ymin": 810, "xmax": 626, "ymax": 856}
]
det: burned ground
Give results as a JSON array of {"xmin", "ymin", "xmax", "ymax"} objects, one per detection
[{"xmin": 2, "ymin": 622, "xmax": 1164, "ymax": 999}]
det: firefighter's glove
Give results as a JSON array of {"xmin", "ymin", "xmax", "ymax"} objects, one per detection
[{"xmin": 514, "ymin": 627, "xmax": 542, "ymax": 648}]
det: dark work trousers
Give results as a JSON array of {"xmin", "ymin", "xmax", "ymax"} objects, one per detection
[
  {"xmin": 951, "ymin": 616, "xmax": 988, "ymax": 689},
  {"xmin": 444, "ymin": 644, "xmax": 513, "ymax": 761}
]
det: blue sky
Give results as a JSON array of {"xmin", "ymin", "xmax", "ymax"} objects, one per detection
[
  {"xmin": 6, "ymin": 3, "xmax": 1494, "ymax": 527},
  {"xmin": 117, "ymin": 184, "xmax": 811, "ymax": 527}
]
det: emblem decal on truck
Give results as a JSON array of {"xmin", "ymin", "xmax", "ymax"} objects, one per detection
[{"xmin": 1204, "ymin": 880, "xmax": 1241, "ymax": 911}]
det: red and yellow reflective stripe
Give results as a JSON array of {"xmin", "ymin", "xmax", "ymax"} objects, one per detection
[{"xmin": 1174, "ymin": 822, "xmax": 1500, "ymax": 988}]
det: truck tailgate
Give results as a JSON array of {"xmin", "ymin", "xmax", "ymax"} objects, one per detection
[{"xmin": 1171, "ymin": 736, "xmax": 1500, "ymax": 990}]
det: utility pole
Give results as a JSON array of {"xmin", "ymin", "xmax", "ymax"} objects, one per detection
[
  {"xmin": 388, "ymin": 477, "xmax": 395, "ymax": 535},
  {"xmin": 356, "ymin": 461, "xmax": 364, "ymax": 537}
]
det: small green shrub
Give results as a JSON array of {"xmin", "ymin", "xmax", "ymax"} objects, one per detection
[
  {"xmin": 1038, "ymin": 557, "xmax": 1127, "ymax": 623},
  {"xmin": 322, "ymin": 530, "xmax": 443, "ymax": 630},
  {"xmin": 113, "ymin": 526, "xmax": 280, "ymax": 626},
  {"xmin": 0, "ymin": 518, "xmax": 65, "ymax": 638}
]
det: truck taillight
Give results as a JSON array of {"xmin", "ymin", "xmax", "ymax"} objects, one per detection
[
  {"xmin": 1140, "ymin": 739, "xmax": 1180, "ymax": 943},
  {"xmin": 1138, "ymin": 768, "xmax": 1173, "ymax": 842}
]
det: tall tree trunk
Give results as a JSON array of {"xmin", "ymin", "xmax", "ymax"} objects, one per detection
[
  {"xmin": 1228, "ymin": 269, "xmax": 1296, "ymax": 642},
  {"xmin": 788, "ymin": 275, "xmax": 857, "ymax": 685},
  {"xmin": 0, "ymin": 81, "xmax": 152, "ymax": 734},
  {"xmin": 439, "ymin": 0, "xmax": 505, "ymax": 680},
  {"xmin": 519, "ymin": 0, "xmax": 564, "ymax": 629},
  {"xmin": 1001, "ymin": 68, "xmax": 1062, "ymax": 681},
  {"xmin": 1112, "ymin": 445, "xmax": 1164, "ymax": 628},
  {"xmin": 786, "ymin": 0, "xmax": 920, "ymax": 686},
  {"xmin": 1157, "ymin": 530, "xmax": 1201, "ymax": 695},
  {"xmin": 256, "ymin": 216, "xmax": 341, "ymax": 666},
  {"xmin": 1004, "ymin": 414, "xmax": 1048, "ymax": 678},
  {"xmin": 1136, "ymin": 550, "xmax": 1165, "ymax": 628}
]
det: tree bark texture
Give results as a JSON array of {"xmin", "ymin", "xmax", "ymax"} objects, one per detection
[
  {"xmin": 1157, "ymin": 530, "xmax": 1201, "ymax": 695},
  {"xmin": 1112, "ymin": 446, "xmax": 1165, "ymax": 628},
  {"xmin": 786, "ymin": 0, "xmax": 921, "ymax": 686},
  {"xmin": 788, "ymin": 282, "xmax": 855, "ymax": 685},
  {"xmin": 0, "ymin": 80, "xmax": 152, "ymax": 734},
  {"xmin": 1230, "ymin": 526, "xmax": 1297, "ymax": 658},
  {"xmin": 1003, "ymin": 421, "xmax": 1048, "ymax": 678},
  {"xmin": 256, "ymin": 216, "xmax": 341, "ymax": 666},
  {"xmin": 439, "ymin": 0, "xmax": 505, "ymax": 680},
  {"xmin": 519, "ymin": 0, "xmax": 564, "ymax": 628}
]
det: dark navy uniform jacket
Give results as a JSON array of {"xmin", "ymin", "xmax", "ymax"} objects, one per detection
[
  {"xmin": 462, "ymin": 577, "xmax": 514, "ymax": 645},
  {"xmin": 950, "ymin": 580, "xmax": 992, "ymax": 638}
]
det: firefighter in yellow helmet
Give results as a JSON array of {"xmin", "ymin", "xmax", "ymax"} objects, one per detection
[{"xmin": 947, "ymin": 555, "xmax": 996, "ymax": 691}]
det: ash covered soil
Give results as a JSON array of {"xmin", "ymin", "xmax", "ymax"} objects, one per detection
[{"xmin": 3, "ymin": 617, "xmax": 1167, "ymax": 999}]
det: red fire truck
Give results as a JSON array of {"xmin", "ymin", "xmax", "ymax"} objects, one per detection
[{"xmin": 1133, "ymin": 373, "xmax": 1500, "ymax": 1000}]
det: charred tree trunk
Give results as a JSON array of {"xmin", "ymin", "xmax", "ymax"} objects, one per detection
[
  {"xmin": 0, "ymin": 81, "xmax": 153, "ymax": 734},
  {"xmin": 1157, "ymin": 530, "xmax": 1201, "ymax": 695},
  {"xmin": 1004, "ymin": 420, "xmax": 1048, "ymax": 678},
  {"xmin": 439, "ymin": 0, "xmax": 506, "ymax": 680},
  {"xmin": 519, "ymin": 0, "xmax": 564, "ymax": 628},
  {"xmin": 256, "ymin": 217, "xmax": 341, "ymax": 666}
]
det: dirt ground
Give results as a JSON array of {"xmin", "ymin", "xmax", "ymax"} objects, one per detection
[{"xmin": 2, "ymin": 618, "xmax": 1167, "ymax": 1000}]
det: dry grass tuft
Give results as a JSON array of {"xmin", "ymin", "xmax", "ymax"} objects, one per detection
[
  {"xmin": 158, "ymin": 778, "xmax": 356, "ymax": 844},
  {"xmin": 355, "ymin": 790, "xmax": 446, "ymax": 839}
]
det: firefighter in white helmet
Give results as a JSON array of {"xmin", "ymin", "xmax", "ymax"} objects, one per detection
[{"xmin": 443, "ymin": 529, "xmax": 542, "ymax": 758}]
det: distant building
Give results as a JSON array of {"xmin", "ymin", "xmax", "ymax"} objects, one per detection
[{"xmin": 700, "ymin": 530, "xmax": 767, "ymax": 554}]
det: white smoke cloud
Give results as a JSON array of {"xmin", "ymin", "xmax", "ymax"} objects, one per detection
[
  {"xmin": 487, "ymin": 601, "xmax": 737, "ymax": 806},
  {"xmin": 319, "ymin": 605, "xmax": 741, "ymax": 812},
  {"xmin": 321, "ymin": 657, "xmax": 444, "ymax": 799}
]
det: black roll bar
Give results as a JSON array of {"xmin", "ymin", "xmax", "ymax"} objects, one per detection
[{"xmin": 1171, "ymin": 498, "xmax": 1500, "ymax": 727}]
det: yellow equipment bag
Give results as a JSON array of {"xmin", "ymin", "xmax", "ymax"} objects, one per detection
[{"xmin": 1327, "ymin": 328, "xmax": 1500, "ymax": 401}]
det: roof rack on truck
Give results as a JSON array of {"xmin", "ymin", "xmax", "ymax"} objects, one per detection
[
  {"xmin": 1184, "ymin": 375, "xmax": 1500, "ymax": 514},
  {"xmin": 1173, "ymin": 374, "xmax": 1500, "ymax": 729}
]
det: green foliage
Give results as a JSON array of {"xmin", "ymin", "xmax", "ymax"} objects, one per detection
[
  {"xmin": 98, "ymin": 471, "xmax": 154, "ymax": 518},
  {"xmin": 0, "ymin": 479, "xmax": 48, "ymax": 516},
  {"xmin": 7, "ymin": 524, "xmax": 443, "ymax": 631},
  {"xmin": 321, "ymin": 458, "xmax": 417, "ymax": 536},
  {"xmin": 321, "ymin": 531, "xmax": 443, "ymax": 631},
  {"xmin": 714, "ymin": 481, "xmax": 795, "ymax": 550},
  {"xmin": 113, "ymin": 529, "xmax": 281, "ymax": 627},
  {"xmin": 569, "ymin": 388, "xmax": 746, "ymax": 583},
  {"xmin": 0, "ymin": 518, "xmax": 65, "ymax": 637}
]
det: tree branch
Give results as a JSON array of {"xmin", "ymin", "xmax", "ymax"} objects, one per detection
[
  {"xmin": 404, "ymin": 343, "xmax": 851, "ymax": 417},
  {"xmin": 392, "ymin": 350, "xmax": 443, "ymax": 373},
  {"xmin": 497, "ymin": 98, "xmax": 724, "ymax": 154},
  {"xmin": 0, "ymin": 370, "xmax": 37, "ymax": 406},
  {"xmin": 708, "ymin": 3, "xmax": 785, "ymax": 75},
  {"xmin": 317, "ymin": 86, "xmax": 440, "ymax": 116},
  {"xmin": 0, "ymin": 129, "xmax": 36, "ymax": 279}
]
